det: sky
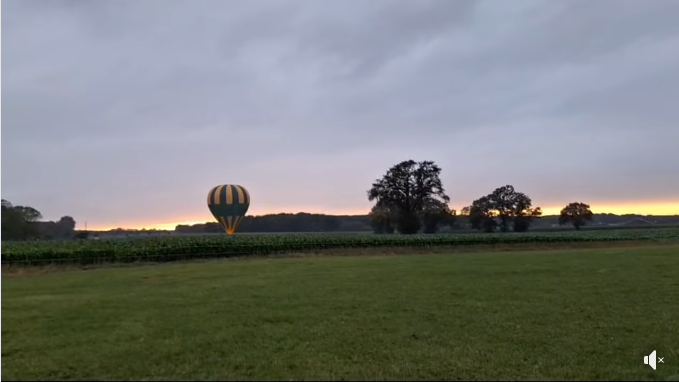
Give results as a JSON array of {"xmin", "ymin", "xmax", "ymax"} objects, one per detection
[{"xmin": 2, "ymin": 0, "xmax": 679, "ymax": 230}]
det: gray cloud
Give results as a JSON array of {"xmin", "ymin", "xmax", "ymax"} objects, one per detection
[{"xmin": 3, "ymin": 0, "xmax": 679, "ymax": 227}]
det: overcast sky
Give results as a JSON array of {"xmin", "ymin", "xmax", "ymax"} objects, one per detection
[{"xmin": 3, "ymin": 0, "xmax": 679, "ymax": 229}]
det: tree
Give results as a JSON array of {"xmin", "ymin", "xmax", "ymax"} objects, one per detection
[
  {"xmin": 422, "ymin": 200, "xmax": 456, "ymax": 234},
  {"xmin": 0, "ymin": 200, "xmax": 80, "ymax": 240},
  {"xmin": 468, "ymin": 185, "xmax": 542, "ymax": 233},
  {"xmin": 558, "ymin": 202, "xmax": 594, "ymax": 230},
  {"xmin": 1, "ymin": 200, "xmax": 43, "ymax": 240},
  {"xmin": 368, "ymin": 203, "xmax": 397, "ymax": 234},
  {"xmin": 457, "ymin": 206, "xmax": 472, "ymax": 229},
  {"xmin": 487, "ymin": 185, "xmax": 541, "ymax": 232},
  {"xmin": 1, "ymin": 200, "xmax": 20, "ymax": 239},
  {"xmin": 15, "ymin": 206, "xmax": 42, "ymax": 222},
  {"xmin": 513, "ymin": 206, "xmax": 543, "ymax": 232},
  {"xmin": 468, "ymin": 196, "xmax": 497, "ymax": 233},
  {"xmin": 54, "ymin": 216, "xmax": 77, "ymax": 238},
  {"xmin": 395, "ymin": 209, "xmax": 422, "ymax": 235},
  {"xmin": 367, "ymin": 160, "xmax": 451, "ymax": 234}
]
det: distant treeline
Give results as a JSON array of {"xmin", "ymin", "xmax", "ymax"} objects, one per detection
[
  {"xmin": 169, "ymin": 212, "xmax": 679, "ymax": 235},
  {"xmin": 1, "ymin": 199, "xmax": 82, "ymax": 241},
  {"xmin": 5, "ymin": 196, "xmax": 679, "ymax": 241},
  {"xmin": 175, "ymin": 213, "xmax": 371, "ymax": 234}
]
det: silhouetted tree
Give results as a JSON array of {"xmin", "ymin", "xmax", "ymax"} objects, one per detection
[
  {"xmin": 488, "ymin": 185, "xmax": 542, "ymax": 232},
  {"xmin": 468, "ymin": 186, "xmax": 541, "ymax": 233},
  {"xmin": 559, "ymin": 202, "xmax": 594, "ymax": 230},
  {"xmin": 468, "ymin": 196, "xmax": 498, "ymax": 233},
  {"xmin": 422, "ymin": 200, "xmax": 456, "ymax": 234},
  {"xmin": 2, "ymin": 199, "xmax": 43, "ymax": 240},
  {"xmin": 457, "ymin": 206, "xmax": 472, "ymax": 229},
  {"xmin": 368, "ymin": 203, "xmax": 397, "ymax": 234},
  {"xmin": 367, "ymin": 160, "xmax": 450, "ymax": 234}
]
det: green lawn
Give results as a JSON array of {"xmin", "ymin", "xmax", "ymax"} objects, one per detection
[{"xmin": 2, "ymin": 245, "xmax": 678, "ymax": 381}]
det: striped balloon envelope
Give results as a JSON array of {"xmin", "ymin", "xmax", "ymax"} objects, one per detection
[{"xmin": 207, "ymin": 184, "xmax": 250, "ymax": 235}]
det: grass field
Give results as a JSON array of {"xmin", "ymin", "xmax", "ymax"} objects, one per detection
[{"xmin": 2, "ymin": 244, "xmax": 678, "ymax": 380}]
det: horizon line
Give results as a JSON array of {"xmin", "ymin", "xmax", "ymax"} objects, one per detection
[{"xmin": 83, "ymin": 207, "xmax": 679, "ymax": 231}]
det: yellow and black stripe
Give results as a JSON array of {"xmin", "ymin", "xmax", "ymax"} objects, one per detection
[
  {"xmin": 206, "ymin": 184, "xmax": 251, "ymax": 235},
  {"xmin": 207, "ymin": 184, "xmax": 250, "ymax": 206}
]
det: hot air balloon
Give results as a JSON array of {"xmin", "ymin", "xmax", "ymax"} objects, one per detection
[{"xmin": 207, "ymin": 184, "xmax": 250, "ymax": 235}]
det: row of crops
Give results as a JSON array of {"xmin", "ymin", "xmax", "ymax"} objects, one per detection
[{"xmin": 2, "ymin": 226, "xmax": 679, "ymax": 266}]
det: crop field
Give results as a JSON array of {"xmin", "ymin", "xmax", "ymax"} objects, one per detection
[
  {"xmin": 2, "ymin": 226, "xmax": 679, "ymax": 266},
  {"xmin": 3, "ymin": 245, "xmax": 679, "ymax": 380}
]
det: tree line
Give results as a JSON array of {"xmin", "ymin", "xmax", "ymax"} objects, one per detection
[
  {"xmin": 1, "ymin": 199, "xmax": 81, "ymax": 241},
  {"xmin": 366, "ymin": 159, "xmax": 596, "ymax": 234},
  {"xmin": 175, "ymin": 213, "xmax": 370, "ymax": 234}
]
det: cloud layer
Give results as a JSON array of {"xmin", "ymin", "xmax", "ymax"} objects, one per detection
[{"xmin": 3, "ymin": 0, "xmax": 679, "ymax": 227}]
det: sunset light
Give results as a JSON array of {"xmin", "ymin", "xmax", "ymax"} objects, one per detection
[
  {"xmin": 84, "ymin": 202, "xmax": 679, "ymax": 231},
  {"xmin": 540, "ymin": 202, "xmax": 679, "ymax": 217}
]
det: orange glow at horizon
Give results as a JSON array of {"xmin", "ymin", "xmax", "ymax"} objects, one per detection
[
  {"xmin": 539, "ymin": 202, "xmax": 679, "ymax": 217},
  {"xmin": 86, "ymin": 207, "xmax": 372, "ymax": 231},
  {"xmin": 85, "ymin": 202, "xmax": 679, "ymax": 231}
]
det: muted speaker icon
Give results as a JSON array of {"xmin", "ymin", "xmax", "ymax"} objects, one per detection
[{"xmin": 644, "ymin": 350, "xmax": 664, "ymax": 370}]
